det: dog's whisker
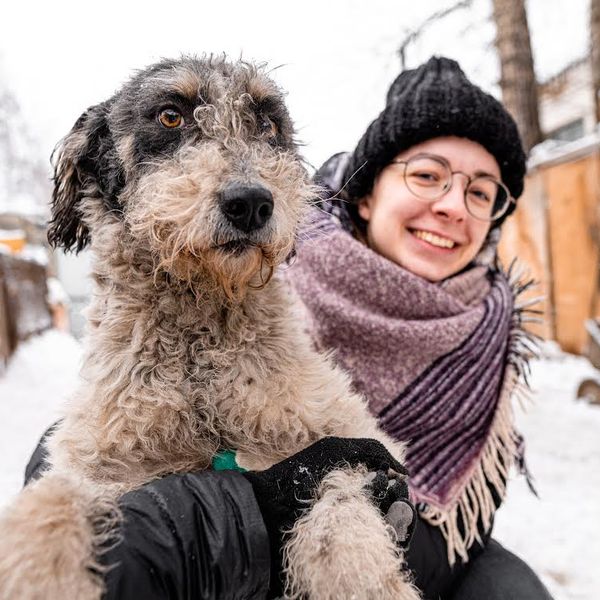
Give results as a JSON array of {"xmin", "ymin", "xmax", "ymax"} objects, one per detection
[{"xmin": 322, "ymin": 161, "xmax": 368, "ymax": 202}]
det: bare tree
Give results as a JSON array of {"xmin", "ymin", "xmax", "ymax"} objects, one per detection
[
  {"xmin": 0, "ymin": 82, "xmax": 51, "ymax": 217},
  {"xmin": 492, "ymin": 0, "xmax": 542, "ymax": 152},
  {"xmin": 398, "ymin": 0, "xmax": 473, "ymax": 70},
  {"xmin": 592, "ymin": 0, "xmax": 600, "ymax": 124}
]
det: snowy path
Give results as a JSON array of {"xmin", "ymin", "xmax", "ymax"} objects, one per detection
[
  {"xmin": 0, "ymin": 331, "xmax": 599, "ymax": 599},
  {"xmin": 0, "ymin": 330, "xmax": 81, "ymax": 501}
]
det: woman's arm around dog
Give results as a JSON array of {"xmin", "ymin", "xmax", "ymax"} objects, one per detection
[{"xmin": 100, "ymin": 470, "xmax": 270, "ymax": 600}]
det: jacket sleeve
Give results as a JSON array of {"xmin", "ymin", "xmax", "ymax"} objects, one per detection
[
  {"xmin": 101, "ymin": 470, "xmax": 270, "ymax": 600},
  {"xmin": 24, "ymin": 423, "xmax": 58, "ymax": 485},
  {"xmin": 24, "ymin": 428, "xmax": 270, "ymax": 600}
]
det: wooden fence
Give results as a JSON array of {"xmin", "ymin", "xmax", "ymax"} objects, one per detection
[
  {"xmin": 0, "ymin": 253, "xmax": 52, "ymax": 366},
  {"xmin": 499, "ymin": 135, "xmax": 600, "ymax": 354}
]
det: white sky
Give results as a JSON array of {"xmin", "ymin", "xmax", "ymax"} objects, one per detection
[{"xmin": 0, "ymin": 0, "xmax": 591, "ymax": 172}]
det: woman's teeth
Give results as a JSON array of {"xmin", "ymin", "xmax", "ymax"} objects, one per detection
[{"xmin": 413, "ymin": 230, "xmax": 456, "ymax": 249}]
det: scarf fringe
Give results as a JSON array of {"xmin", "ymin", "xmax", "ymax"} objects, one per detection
[
  {"xmin": 418, "ymin": 261, "xmax": 541, "ymax": 565},
  {"xmin": 418, "ymin": 368, "xmax": 527, "ymax": 564}
]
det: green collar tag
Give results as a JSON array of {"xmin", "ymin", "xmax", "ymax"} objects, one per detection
[{"xmin": 211, "ymin": 449, "xmax": 247, "ymax": 472}]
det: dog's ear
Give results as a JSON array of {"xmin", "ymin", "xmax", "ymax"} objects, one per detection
[{"xmin": 48, "ymin": 101, "xmax": 112, "ymax": 252}]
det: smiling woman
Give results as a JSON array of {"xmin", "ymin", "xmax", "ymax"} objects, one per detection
[
  {"xmin": 357, "ymin": 137, "xmax": 498, "ymax": 282},
  {"xmin": 286, "ymin": 56, "xmax": 554, "ymax": 600}
]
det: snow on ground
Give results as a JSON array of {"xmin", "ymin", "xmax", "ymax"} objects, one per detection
[
  {"xmin": 494, "ymin": 345, "xmax": 600, "ymax": 600},
  {"xmin": 0, "ymin": 331, "xmax": 599, "ymax": 598},
  {"xmin": 0, "ymin": 330, "xmax": 81, "ymax": 503}
]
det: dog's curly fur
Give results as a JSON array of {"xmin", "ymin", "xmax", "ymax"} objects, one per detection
[{"xmin": 0, "ymin": 56, "xmax": 420, "ymax": 600}]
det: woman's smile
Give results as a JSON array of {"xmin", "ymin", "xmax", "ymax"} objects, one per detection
[{"xmin": 409, "ymin": 228, "xmax": 459, "ymax": 250}]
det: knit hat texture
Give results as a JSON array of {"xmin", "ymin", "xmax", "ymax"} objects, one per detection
[{"xmin": 343, "ymin": 56, "xmax": 526, "ymax": 220}]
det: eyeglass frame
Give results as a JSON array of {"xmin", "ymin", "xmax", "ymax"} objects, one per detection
[{"xmin": 388, "ymin": 153, "xmax": 515, "ymax": 222}]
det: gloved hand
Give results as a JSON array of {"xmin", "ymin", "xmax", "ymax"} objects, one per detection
[{"xmin": 242, "ymin": 436, "xmax": 413, "ymax": 597}]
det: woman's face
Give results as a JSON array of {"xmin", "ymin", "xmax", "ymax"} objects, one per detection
[{"xmin": 358, "ymin": 137, "xmax": 498, "ymax": 282}]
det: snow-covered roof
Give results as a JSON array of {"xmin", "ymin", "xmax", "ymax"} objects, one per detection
[{"xmin": 528, "ymin": 128, "xmax": 600, "ymax": 171}]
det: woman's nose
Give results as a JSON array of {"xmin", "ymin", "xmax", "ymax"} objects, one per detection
[{"xmin": 431, "ymin": 175, "xmax": 469, "ymax": 221}]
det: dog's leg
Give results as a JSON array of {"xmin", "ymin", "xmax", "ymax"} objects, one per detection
[
  {"xmin": 283, "ymin": 468, "xmax": 421, "ymax": 600},
  {"xmin": 0, "ymin": 473, "xmax": 117, "ymax": 600}
]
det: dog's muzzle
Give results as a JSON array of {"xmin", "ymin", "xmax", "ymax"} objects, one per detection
[{"xmin": 219, "ymin": 183, "xmax": 274, "ymax": 233}]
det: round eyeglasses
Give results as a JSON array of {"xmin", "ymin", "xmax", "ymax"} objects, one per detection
[{"xmin": 389, "ymin": 153, "xmax": 514, "ymax": 222}]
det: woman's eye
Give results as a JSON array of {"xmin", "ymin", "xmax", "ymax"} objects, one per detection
[
  {"xmin": 413, "ymin": 171, "xmax": 439, "ymax": 182},
  {"xmin": 158, "ymin": 108, "xmax": 184, "ymax": 129},
  {"xmin": 258, "ymin": 114, "xmax": 278, "ymax": 138},
  {"xmin": 469, "ymin": 189, "xmax": 491, "ymax": 203}
]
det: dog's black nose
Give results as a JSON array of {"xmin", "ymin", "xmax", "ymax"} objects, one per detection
[{"xmin": 219, "ymin": 183, "xmax": 274, "ymax": 233}]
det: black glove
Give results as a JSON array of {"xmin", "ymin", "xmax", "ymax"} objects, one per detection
[{"xmin": 242, "ymin": 436, "xmax": 410, "ymax": 597}]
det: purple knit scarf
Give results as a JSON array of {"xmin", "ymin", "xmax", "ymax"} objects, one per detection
[{"xmin": 286, "ymin": 197, "xmax": 532, "ymax": 563}]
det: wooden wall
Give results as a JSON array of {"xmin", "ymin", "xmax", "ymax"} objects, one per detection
[
  {"xmin": 0, "ymin": 253, "xmax": 52, "ymax": 367},
  {"xmin": 499, "ymin": 147, "xmax": 600, "ymax": 354}
]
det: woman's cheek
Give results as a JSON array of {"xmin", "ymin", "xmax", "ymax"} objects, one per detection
[{"xmin": 471, "ymin": 224, "xmax": 492, "ymax": 258}]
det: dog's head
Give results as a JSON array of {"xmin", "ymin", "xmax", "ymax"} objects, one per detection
[{"xmin": 49, "ymin": 55, "xmax": 314, "ymax": 294}]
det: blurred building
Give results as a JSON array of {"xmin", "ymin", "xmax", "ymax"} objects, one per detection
[
  {"xmin": 500, "ymin": 54, "xmax": 600, "ymax": 357},
  {"xmin": 0, "ymin": 84, "xmax": 62, "ymax": 360},
  {"xmin": 538, "ymin": 56, "xmax": 597, "ymax": 142}
]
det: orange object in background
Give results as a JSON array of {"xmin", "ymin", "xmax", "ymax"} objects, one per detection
[
  {"xmin": 0, "ymin": 230, "xmax": 26, "ymax": 254},
  {"xmin": 499, "ymin": 137, "xmax": 600, "ymax": 355}
]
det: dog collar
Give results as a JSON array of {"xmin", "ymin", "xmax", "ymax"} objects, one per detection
[{"xmin": 211, "ymin": 449, "xmax": 247, "ymax": 472}]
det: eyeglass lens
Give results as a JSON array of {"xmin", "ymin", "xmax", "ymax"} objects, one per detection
[{"xmin": 402, "ymin": 156, "xmax": 509, "ymax": 221}]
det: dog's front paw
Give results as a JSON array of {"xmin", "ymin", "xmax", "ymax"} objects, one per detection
[{"xmin": 0, "ymin": 473, "xmax": 107, "ymax": 600}]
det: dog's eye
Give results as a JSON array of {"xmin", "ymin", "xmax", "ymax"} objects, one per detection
[
  {"xmin": 158, "ymin": 108, "xmax": 184, "ymax": 129},
  {"xmin": 258, "ymin": 114, "xmax": 278, "ymax": 138}
]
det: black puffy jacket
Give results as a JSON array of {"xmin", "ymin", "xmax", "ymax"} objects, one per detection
[{"xmin": 100, "ymin": 471, "xmax": 270, "ymax": 599}]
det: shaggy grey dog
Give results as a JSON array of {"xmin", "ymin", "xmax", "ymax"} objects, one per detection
[{"xmin": 0, "ymin": 56, "xmax": 419, "ymax": 600}]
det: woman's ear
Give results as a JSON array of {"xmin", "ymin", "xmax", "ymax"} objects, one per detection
[
  {"xmin": 48, "ymin": 101, "xmax": 111, "ymax": 253},
  {"xmin": 357, "ymin": 196, "xmax": 372, "ymax": 222}
]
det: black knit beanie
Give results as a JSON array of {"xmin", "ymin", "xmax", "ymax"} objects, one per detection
[{"xmin": 343, "ymin": 56, "xmax": 526, "ymax": 224}]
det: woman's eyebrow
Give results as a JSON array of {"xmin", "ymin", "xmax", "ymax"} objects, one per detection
[{"xmin": 472, "ymin": 169, "xmax": 499, "ymax": 179}]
